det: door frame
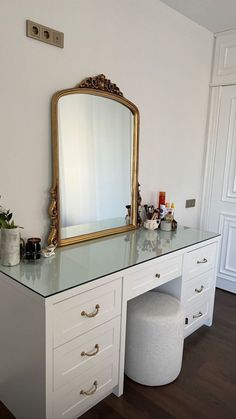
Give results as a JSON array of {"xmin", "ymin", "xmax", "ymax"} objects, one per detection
[
  {"xmin": 200, "ymin": 85, "xmax": 236, "ymax": 293},
  {"xmin": 200, "ymin": 86, "xmax": 222, "ymax": 232}
]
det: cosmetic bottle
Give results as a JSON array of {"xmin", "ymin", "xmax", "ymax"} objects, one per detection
[
  {"xmin": 171, "ymin": 202, "xmax": 175, "ymax": 218},
  {"xmin": 158, "ymin": 192, "xmax": 166, "ymax": 208},
  {"xmin": 159, "ymin": 204, "xmax": 166, "ymax": 219}
]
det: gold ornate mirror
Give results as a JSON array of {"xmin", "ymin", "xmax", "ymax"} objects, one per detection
[{"xmin": 48, "ymin": 74, "xmax": 139, "ymax": 247}]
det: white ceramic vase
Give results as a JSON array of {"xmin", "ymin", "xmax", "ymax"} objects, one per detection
[{"xmin": 0, "ymin": 227, "xmax": 20, "ymax": 266}]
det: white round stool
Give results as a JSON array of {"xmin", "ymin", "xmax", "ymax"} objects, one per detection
[{"xmin": 125, "ymin": 291, "xmax": 184, "ymax": 386}]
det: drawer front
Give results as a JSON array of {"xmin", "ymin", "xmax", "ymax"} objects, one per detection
[
  {"xmin": 182, "ymin": 271, "xmax": 212, "ymax": 304},
  {"xmin": 184, "ymin": 298, "xmax": 209, "ymax": 330},
  {"xmin": 53, "ymin": 358, "xmax": 118, "ymax": 419},
  {"xmin": 53, "ymin": 279, "xmax": 121, "ymax": 347},
  {"xmin": 125, "ymin": 255, "xmax": 182, "ymax": 300},
  {"xmin": 54, "ymin": 317, "xmax": 120, "ymax": 390},
  {"xmin": 183, "ymin": 243, "xmax": 217, "ymax": 281}
]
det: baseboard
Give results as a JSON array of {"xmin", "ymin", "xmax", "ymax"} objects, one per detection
[{"xmin": 216, "ymin": 277, "xmax": 236, "ymax": 294}]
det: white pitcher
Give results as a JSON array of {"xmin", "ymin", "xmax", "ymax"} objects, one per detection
[{"xmin": 0, "ymin": 227, "xmax": 20, "ymax": 266}]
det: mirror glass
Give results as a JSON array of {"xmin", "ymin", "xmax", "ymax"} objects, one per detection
[{"xmin": 58, "ymin": 94, "xmax": 134, "ymax": 240}]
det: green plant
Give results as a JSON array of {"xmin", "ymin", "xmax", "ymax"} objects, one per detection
[{"xmin": 0, "ymin": 198, "xmax": 17, "ymax": 229}]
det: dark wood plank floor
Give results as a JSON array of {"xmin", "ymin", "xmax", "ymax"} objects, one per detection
[{"xmin": 1, "ymin": 289, "xmax": 235, "ymax": 419}]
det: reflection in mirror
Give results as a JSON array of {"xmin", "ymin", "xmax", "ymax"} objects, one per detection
[{"xmin": 58, "ymin": 94, "xmax": 133, "ymax": 239}]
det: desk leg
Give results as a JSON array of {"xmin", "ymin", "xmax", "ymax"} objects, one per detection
[{"xmin": 113, "ymin": 292, "xmax": 127, "ymax": 397}]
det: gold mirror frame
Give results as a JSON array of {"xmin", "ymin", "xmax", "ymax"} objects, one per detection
[{"xmin": 48, "ymin": 74, "xmax": 139, "ymax": 247}]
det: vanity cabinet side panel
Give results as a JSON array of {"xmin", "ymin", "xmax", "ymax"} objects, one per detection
[
  {"xmin": 0, "ymin": 273, "xmax": 46, "ymax": 419},
  {"xmin": 204, "ymin": 237, "xmax": 221, "ymax": 327}
]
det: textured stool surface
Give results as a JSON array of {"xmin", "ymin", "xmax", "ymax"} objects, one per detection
[
  {"xmin": 128, "ymin": 291, "xmax": 184, "ymax": 322},
  {"xmin": 125, "ymin": 291, "xmax": 184, "ymax": 386}
]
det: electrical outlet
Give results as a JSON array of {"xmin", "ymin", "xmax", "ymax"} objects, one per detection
[
  {"xmin": 185, "ymin": 199, "xmax": 196, "ymax": 208},
  {"xmin": 41, "ymin": 26, "xmax": 53, "ymax": 43},
  {"xmin": 27, "ymin": 20, "xmax": 40, "ymax": 39},
  {"xmin": 26, "ymin": 20, "xmax": 64, "ymax": 48}
]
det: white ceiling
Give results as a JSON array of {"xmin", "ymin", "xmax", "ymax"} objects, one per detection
[{"xmin": 160, "ymin": 0, "xmax": 236, "ymax": 33}]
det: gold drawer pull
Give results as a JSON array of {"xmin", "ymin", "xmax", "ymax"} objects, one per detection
[
  {"xmin": 80, "ymin": 380, "xmax": 98, "ymax": 396},
  {"xmin": 195, "ymin": 285, "xmax": 204, "ymax": 293},
  {"xmin": 155, "ymin": 273, "xmax": 161, "ymax": 278},
  {"xmin": 81, "ymin": 304, "xmax": 100, "ymax": 318},
  {"xmin": 193, "ymin": 311, "xmax": 203, "ymax": 319},
  {"xmin": 81, "ymin": 344, "xmax": 99, "ymax": 357},
  {"xmin": 197, "ymin": 258, "xmax": 208, "ymax": 264}
]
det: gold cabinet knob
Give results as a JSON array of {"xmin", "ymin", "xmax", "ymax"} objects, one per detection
[
  {"xmin": 195, "ymin": 285, "xmax": 204, "ymax": 293},
  {"xmin": 81, "ymin": 344, "xmax": 99, "ymax": 357},
  {"xmin": 81, "ymin": 304, "xmax": 100, "ymax": 318},
  {"xmin": 193, "ymin": 311, "xmax": 203, "ymax": 319},
  {"xmin": 80, "ymin": 380, "xmax": 98, "ymax": 396},
  {"xmin": 197, "ymin": 258, "xmax": 208, "ymax": 264}
]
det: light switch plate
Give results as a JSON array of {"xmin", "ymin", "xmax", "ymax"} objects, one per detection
[
  {"xmin": 185, "ymin": 199, "xmax": 196, "ymax": 208},
  {"xmin": 26, "ymin": 20, "xmax": 64, "ymax": 48}
]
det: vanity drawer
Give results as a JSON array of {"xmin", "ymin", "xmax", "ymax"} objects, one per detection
[
  {"xmin": 53, "ymin": 279, "xmax": 121, "ymax": 347},
  {"xmin": 182, "ymin": 271, "xmax": 212, "ymax": 304},
  {"xmin": 53, "ymin": 358, "xmax": 118, "ymax": 419},
  {"xmin": 53, "ymin": 317, "xmax": 120, "ymax": 390},
  {"xmin": 183, "ymin": 243, "xmax": 217, "ymax": 281},
  {"xmin": 125, "ymin": 255, "xmax": 182, "ymax": 300},
  {"xmin": 184, "ymin": 298, "xmax": 209, "ymax": 331}
]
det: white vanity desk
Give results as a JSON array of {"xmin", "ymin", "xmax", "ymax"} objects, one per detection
[{"xmin": 0, "ymin": 226, "xmax": 220, "ymax": 419}]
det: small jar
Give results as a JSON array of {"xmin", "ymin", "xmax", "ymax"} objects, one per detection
[
  {"xmin": 160, "ymin": 221, "xmax": 172, "ymax": 231},
  {"xmin": 25, "ymin": 237, "xmax": 41, "ymax": 260}
]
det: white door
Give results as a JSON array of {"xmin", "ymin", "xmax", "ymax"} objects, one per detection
[{"xmin": 203, "ymin": 85, "xmax": 236, "ymax": 294}]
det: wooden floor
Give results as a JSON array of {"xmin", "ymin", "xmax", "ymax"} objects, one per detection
[{"xmin": 1, "ymin": 289, "xmax": 235, "ymax": 419}]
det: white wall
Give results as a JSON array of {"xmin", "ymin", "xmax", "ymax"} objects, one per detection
[{"xmin": 0, "ymin": 0, "xmax": 213, "ymax": 243}]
